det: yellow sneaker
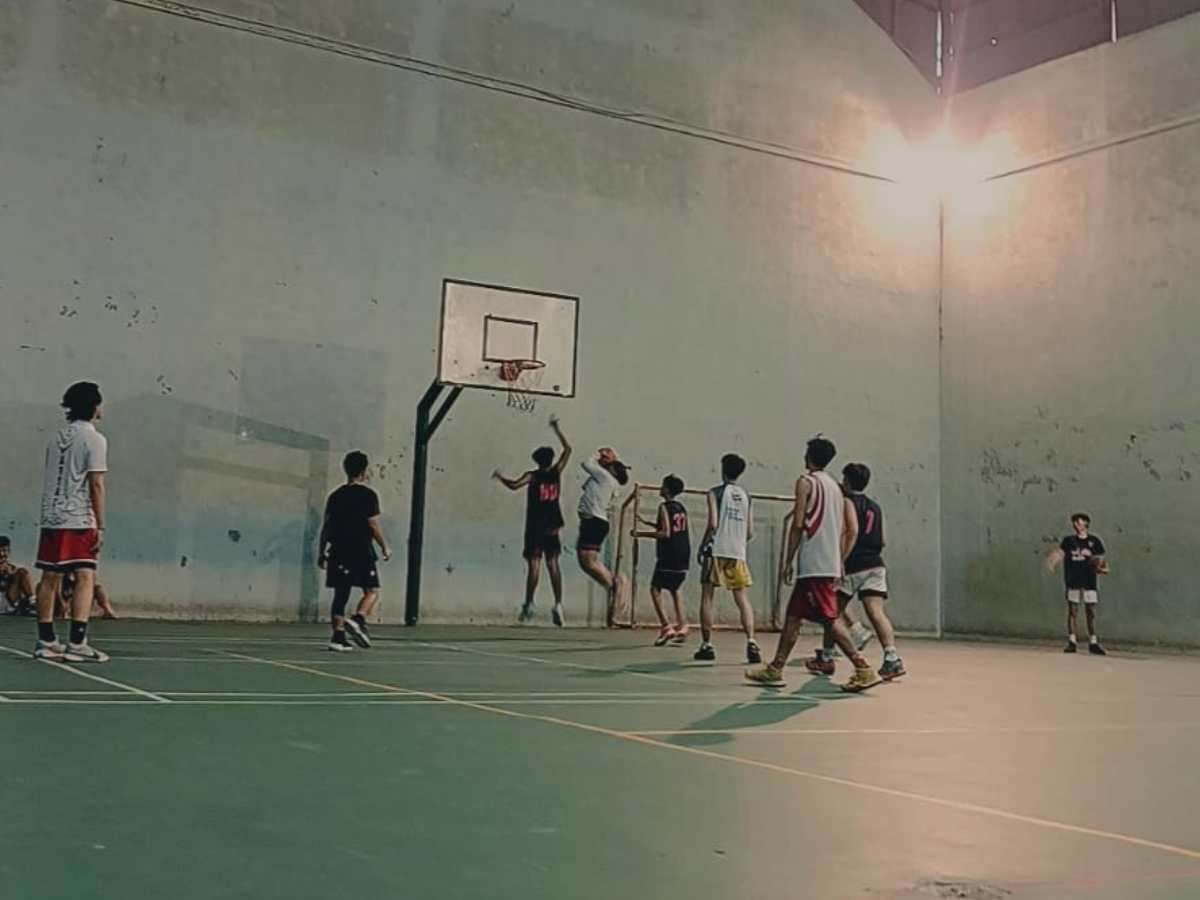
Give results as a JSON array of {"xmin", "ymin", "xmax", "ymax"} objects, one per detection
[
  {"xmin": 840, "ymin": 667, "xmax": 883, "ymax": 693},
  {"xmin": 744, "ymin": 663, "xmax": 785, "ymax": 687}
]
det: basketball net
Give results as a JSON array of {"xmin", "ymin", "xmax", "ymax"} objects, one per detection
[{"xmin": 498, "ymin": 359, "xmax": 545, "ymax": 413}]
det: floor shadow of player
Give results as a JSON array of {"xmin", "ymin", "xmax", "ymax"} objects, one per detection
[
  {"xmin": 663, "ymin": 675, "xmax": 844, "ymax": 748},
  {"xmin": 568, "ymin": 659, "xmax": 695, "ymax": 679}
]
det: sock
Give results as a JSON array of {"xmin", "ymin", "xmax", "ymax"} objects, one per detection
[
  {"xmin": 69, "ymin": 620, "xmax": 88, "ymax": 645},
  {"xmin": 817, "ymin": 648, "xmax": 832, "ymax": 662},
  {"xmin": 1067, "ymin": 634, "xmax": 1077, "ymax": 643},
  {"xmin": 884, "ymin": 645, "xmax": 899, "ymax": 661},
  {"xmin": 38, "ymin": 621, "xmax": 57, "ymax": 643},
  {"xmin": 1089, "ymin": 635, "xmax": 1098, "ymax": 645}
]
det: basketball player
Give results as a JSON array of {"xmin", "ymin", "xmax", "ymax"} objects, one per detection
[
  {"xmin": 493, "ymin": 416, "xmax": 571, "ymax": 624},
  {"xmin": 634, "ymin": 474, "xmax": 690, "ymax": 646},
  {"xmin": 0, "ymin": 536, "xmax": 35, "ymax": 615},
  {"xmin": 693, "ymin": 454, "xmax": 761, "ymax": 664},
  {"xmin": 32, "ymin": 381, "xmax": 110, "ymax": 662},
  {"xmin": 575, "ymin": 446, "xmax": 629, "ymax": 628},
  {"xmin": 317, "ymin": 451, "xmax": 391, "ymax": 651},
  {"xmin": 745, "ymin": 436, "xmax": 882, "ymax": 691},
  {"xmin": 1044, "ymin": 513, "xmax": 1108, "ymax": 655},
  {"xmin": 805, "ymin": 463, "xmax": 905, "ymax": 680}
]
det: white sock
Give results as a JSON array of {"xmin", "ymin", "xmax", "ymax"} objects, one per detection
[
  {"xmin": 1068, "ymin": 634, "xmax": 1077, "ymax": 643},
  {"xmin": 1089, "ymin": 635, "xmax": 1098, "ymax": 645},
  {"xmin": 884, "ymin": 645, "xmax": 898, "ymax": 661}
]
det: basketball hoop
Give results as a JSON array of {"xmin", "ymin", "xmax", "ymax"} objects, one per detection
[{"xmin": 498, "ymin": 359, "xmax": 546, "ymax": 414}]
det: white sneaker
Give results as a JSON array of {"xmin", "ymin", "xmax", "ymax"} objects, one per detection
[
  {"xmin": 344, "ymin": 618, "xmax": 371, "ymax": 649},
  {"xmin": 552, "ymin": 603, "xmax": 564, "ymax": 627},
  {"xmin": 64, "ymin": 642, "xmax": 110, "ymax": 663},
  {"xmin": 851, "ymin": 625, "xmax": 874, "ymax": 651},
  {"xmin": 33, "ymin": 639, "xmax": 68, "ymax": 660},
  {"xmin": 326, "ymin": 641, "xmax": 355, "ymax": 652}
]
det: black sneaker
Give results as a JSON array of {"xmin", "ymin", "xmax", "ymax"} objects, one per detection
[
  {"xmin": 693, "ymin": 643, "xmax": 716, "ymax": 662},
  {"xmin": 345, "ymin": 618, "xmax": 371, "ymax": 649},
  {"xmin": 746, "ymin": 641, "xmax": 762, "ymax": 664},
  {"xmin": 1063, "ymin": 641, "xmax": 1078, "ymax": 654},
  {"xmin": 1088, "ymin": 642, "xmax": 1107, "ymax": 656},
  {"xmin": 518, "ymin": 603, "xmax": 534, "ymax": 623}
]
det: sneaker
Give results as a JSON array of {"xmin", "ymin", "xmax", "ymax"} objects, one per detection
[
  {"xmin": 1088, "ymin": 642, "xmax": 1107, "ymax": 656},
  {"xmin": 693, "ymin": 643, "xmax": 716, "ymax": 662},
  {"xmin": 63, "ymin": 642, "xmax": 110, "ymax": 663},
  {"xmin": 518, "ymin": 603, "xmax": 535, "ymax": 623},
  {"xmin": 804, "ymin": 655, "xmax": 836, "ymax": 676},
  {"xmin": 744, "ymin": 662, "xmax": 785, "ymax": 687},
  {"xmin": 653, "ymin": 625, "xmax": 677, "ymax": 647},
  {"xmin": 670, "ymin": 626, "xmax": 689, "ymax": 644},
  {"xmin": 33, "ymin": 639, "xmax": 69, "ymax": 661},
  {"xmin": 841, "ymin": 667, "xmax": 883, "ymax": 693},
  {"xmin": 851, "ymin": 625, "xmax": 874, "ymax": 651},
  {"xmin": 746, "ymin": 641, "xmax": 762, "ymax": 664},
  {"xmin": 345, "ymin": 618, "xmax": 372, "ymax": 649},
  {"xmin": 879, "ymin": 658, "xmax": 906, "ymax": 681},
  {"xmin": 1063, "ymin": 641, "xmax": 1078, "ymax": 654},
  {"xmin": 552, "ymin": 603, "xmax": 565, "ymax": 627},
  {"xmin": 326, "ymin": 640, "xmax": 355, "ymax": 652}
]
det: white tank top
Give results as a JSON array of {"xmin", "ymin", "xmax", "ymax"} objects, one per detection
[
  {"xmin": 797, "ymin": 470, "xmax": 844, "ymax": 578},
  {"xmin": 710, "ymin": 483, "xmax": 750, "ymax": 561}
]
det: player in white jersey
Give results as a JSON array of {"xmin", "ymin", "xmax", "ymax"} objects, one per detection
[
  {"xmin": 746, "ymin": 436, "xmax": 882, "ymax": 691},
  {"xmin": 31, "ymin": 382, "xmax": 110, "ymax": 663},
  {"xmin": 575, "ymin": 446, "xmax": 629, "ymax": 628},
  {"xmin": 693, "ymin": 454, "xmax": 761, "ymax": 664}
]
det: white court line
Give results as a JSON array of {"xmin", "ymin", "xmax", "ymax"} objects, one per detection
[
  {"xmin": 0, "ymin": 644, "xmax": 171, "ymax": 703},
  {"xmin": 632, "ymin": 722, "xmax": 1200, "ymax": 737}
]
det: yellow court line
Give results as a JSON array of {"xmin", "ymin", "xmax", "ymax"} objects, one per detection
[
  {"xmin": 633, "ymin": 722, "xmax": 1200, "ymax": 736},
  {"xmin": 221, "ymin": 650, "xmax": 1200, "ymax": 864}
]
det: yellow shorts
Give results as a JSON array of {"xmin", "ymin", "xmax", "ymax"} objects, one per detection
[{"xmin": 703, "ymin": 557, "xmax": 753, "ymax": 590}]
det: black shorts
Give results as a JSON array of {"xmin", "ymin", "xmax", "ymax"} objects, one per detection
[
  {"xmin": 651, "ymin": 567, "xmax": 687, "ymax": 592},
  {"xmin": 576, "ymin": 516, "xmax": 610, "ymax": 552},
  {"xmin": 326, "ymin": 552, "xmax": 380, "ymax": 590},
  {"xmin": 524, "ymin": 528, "xmax": 563, "ymax": 561}
]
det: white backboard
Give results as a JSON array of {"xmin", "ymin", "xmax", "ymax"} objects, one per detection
[{"xmin": 438, "ymin": 279, "xmax": 579, "ymax": 397}]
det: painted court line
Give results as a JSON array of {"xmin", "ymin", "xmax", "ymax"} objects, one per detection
[
  {"xmin": 0, "ymin": 644, "xmax": 172, "ymax": 703},
  {"xmin": 632, "ymin": 722, "xmax": 1200, "ymax": 736},
  {"xmin": 220, "ymin": 649, "xmax": 1200, "ymax": 865}
]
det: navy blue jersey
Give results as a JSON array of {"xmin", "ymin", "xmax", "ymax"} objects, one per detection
[
  {"xmin": 656, "ymin": 500, "xmax": 691, "ymax": 571},
  {"xmin": 844, "ymin": 493, "xmax": 885, "ymax": 574},
  {"xmin": 525, "ymin": 468, "xmax": 565, "ymax": 535}
]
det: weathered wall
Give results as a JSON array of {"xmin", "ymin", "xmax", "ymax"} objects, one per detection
[
  {"xmin": 0, "ymin": 0, "xmax": 941, "ymax": 627},
  {"xmin": 942, "ymin": 15, "xmax": 1200, "ymax": 644}
]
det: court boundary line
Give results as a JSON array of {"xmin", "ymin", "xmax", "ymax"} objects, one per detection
[
  {"xmin": 0, "ymin": 644, "xmax": 171, "ymax": 703},
  {"xmin": 221, "ymin": 650, "xmax": 1200, "ymax": 864}
]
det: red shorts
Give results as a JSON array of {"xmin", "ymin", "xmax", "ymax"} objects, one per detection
[
  {"xmin": 36, "ymin": 528, "xmax": 100, "ymax": 572},
  {"xmin": 787, "ymin": 577, "xmax": 840, "ymax": 624}
]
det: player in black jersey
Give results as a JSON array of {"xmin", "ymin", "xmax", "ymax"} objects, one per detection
[
  {"xmin": 1044, "ymin": 513, "xmax": 1108, "ymax": 654},
  {"xmin": 634, "ymin": 475, "xmax": 691, "ymax": 646},
  {"xmin": 493, "ymin": 417, "xmax": 572, "ymax": 623}
]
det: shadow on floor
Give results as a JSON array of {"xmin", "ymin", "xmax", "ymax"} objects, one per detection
[{"xmin": 665, "ymin": 676, "xmax": 844, "ymax": 747}]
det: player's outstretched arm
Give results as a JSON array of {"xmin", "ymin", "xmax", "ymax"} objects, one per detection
[
  {"xmin": 635, "ymin": 503, "xmax": 670, "ymax": 539},
  {"xmin": 550, "ymin": 416, "xmax": 573, "ymax": 473},
  {"xmin": 492, "ymin": 470, "xmax": 532, "ymax": 491}
]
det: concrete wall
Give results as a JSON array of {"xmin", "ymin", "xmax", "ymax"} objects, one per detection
[
  {"xmin": 0, "ymin": 0, "xmax": 941, "ymax": 627},
  {"xmin": 942, "ymin": 16, "xmax": 1200, "ymax": 644}
]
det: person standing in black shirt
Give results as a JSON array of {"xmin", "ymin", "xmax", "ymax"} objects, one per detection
[
  {"xmin": 317, "ymin": 451, "xmax": 391, "ymax": 652},
  {"xmin": 1044, "ymin": 513, "xmax": 1108, "ymax": 655},
  {"xmin": 635, "ymin": 475, "xmax": 691, "ymax": 646},
  {"xmin": 493, "ymin": 417, "xmax": 571, "ymax": 624}
]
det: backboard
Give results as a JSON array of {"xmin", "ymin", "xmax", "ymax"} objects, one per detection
[{"xmin": 438, "ymin": 279, "xmax": 579, "ymax": 398}]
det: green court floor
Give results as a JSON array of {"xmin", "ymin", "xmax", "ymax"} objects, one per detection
[{"xmin": 3, "ymin": 619, "xmax": 1200, "ymax": 900}]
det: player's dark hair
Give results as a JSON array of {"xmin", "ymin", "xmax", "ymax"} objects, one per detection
[
  {"xmin": 720, "ymin": 453, "xmax": 746, "ymax": 480},
  {"xmin": 610, "ymin": 461, "xmax": 630, "ymax": 486},
  {"xmin": 662, "ymin": 475, "xmax": 684, "ymax": 498},
  {"xmin": 806, "ymin": 436, "xmax": 837, "ymax": 469},
  {"xmin": 842, "ymin": 463, "xmax": 871, "ymax": 492},
  {"xmin": 343, "ymin": 450, "xmax": 369, "ymax": 479},
  {"xmin": 1071, "ymin": 512, "xmax": 1091, "ymax": 525},
  {"xmin": 62, "ymin": 381, "xmax": 102, "ymax": 421},
  {"xmin": 532, "ymin": 446, "xmax": 555, "ymax": 469},
  {"xmin": 0, "ymin": 535, "xmax": 10, "ymax": 549}
]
